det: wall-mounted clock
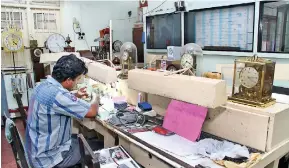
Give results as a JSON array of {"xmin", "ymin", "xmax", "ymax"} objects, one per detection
[
  {"xmin": 2, "ymin": 26, "xmax": 24, "ymax": 52},
  {"xmin": 46, "ymin": 33, "xmax": 66, "ymax": 53}
]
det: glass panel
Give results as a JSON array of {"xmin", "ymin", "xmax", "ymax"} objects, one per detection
[
  {"xmin": 1, "ymin": 21, "xmax": 8, "ymax": 30},
  {"xmin": 12, "ymin": 12, "xmax": 21, "ymax": 20},
  {"xmin": 146, "ymin": 13, "xmax": 182, "ymax": 49},
  {"xmin": 1, "ymin": 12, "xmax": 7, "ymax": 20},
  {"xmin": 185, "ymin": 4, "xmax": 254, "ymax": 52},
  {"xmin": 259, "ymin": 1, "xmax": 289, "ymax": 53},
  {"xmin": 33, "ymin": 12, "xmax": 57, "ymax": 30}
]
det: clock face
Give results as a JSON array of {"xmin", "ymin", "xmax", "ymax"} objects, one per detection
[
  {"xmin": 113, "ymin": 40, "xmax": 122, "ymax": 52},
  {"xmin": 4, "ymin": 33, "xmax": 23, "ymax": 51},
  {"xmin": 239, "ymin": 67, "xmax": 259, "ymax": 88},
  {"xmin": 46, "ymin": 33, "xmax": 66, "ymax": 53},
  {"xmin": 122, "ymin": 51, "xmax": 129, "ymax": 61},
  {"xmin": 180, "ymin": 53, "xmax": 194, "ymax": 69}
]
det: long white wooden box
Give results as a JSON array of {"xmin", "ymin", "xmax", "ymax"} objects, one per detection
[{"xmin": 119, "ymin": 79, "xmax": 289, "ymax": 152}]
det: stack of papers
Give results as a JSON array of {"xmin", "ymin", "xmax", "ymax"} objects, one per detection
[{"xmin": 134, "ymin": 131, "xmax": 196, "ymax": 157}]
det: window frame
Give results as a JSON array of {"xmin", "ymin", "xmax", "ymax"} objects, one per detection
[
  {"xmin": 146, "ymin": 12, "xmax": 182, "ymax": 49},
  {"xmin": 30, "ymin": 0, "xmax": 60, "ymax": 7},
  {"xmin": 184, "ymin": 2, "xmax": 256, "ymax": 52},
  {"xmin": 258, "ymin": 1, "xmax": 289, "ymax": 54},
  {"xmin": 1, "ymin": 10, "xmax": 24, "ymax": 31},
  {"xmin": 31, "ymin": 9, "xmax": 60, "ymax": 33}
]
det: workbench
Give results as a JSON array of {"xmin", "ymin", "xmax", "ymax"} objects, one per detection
[
  {"xmin": 74, "ymin": 109, "xmax": 289, "ymax": 168},
  {"xmin": 71, "ymin": 76, "xmax": 289, "ymax": 168}
]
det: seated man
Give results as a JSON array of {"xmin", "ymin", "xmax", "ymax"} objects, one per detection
[{"xmin": 25, "ymin": 54, "xmax": 100, "ymax": 168}]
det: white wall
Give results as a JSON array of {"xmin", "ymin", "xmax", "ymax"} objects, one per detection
[
  {"xmin": 60, "ymin": 0, "xmax": 139, "ymax": 50},
  {"xmin": 143, "ymin": 0, "xmax": 289, "ymax": 88}
]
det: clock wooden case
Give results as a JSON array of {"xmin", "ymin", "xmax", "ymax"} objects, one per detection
[{"xmin": 228, "ymin": 55, "xmax": 276, "ymax": 108}]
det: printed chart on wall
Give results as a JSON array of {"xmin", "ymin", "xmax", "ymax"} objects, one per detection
[{"xmin": 195, "ymin": 5, "xmax": 254, "ymax": 51}]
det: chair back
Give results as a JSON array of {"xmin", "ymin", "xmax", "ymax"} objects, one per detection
[
  {"xmin": 5, "ymin": 118, "xmax": 30, "ymax": 168},
  {"xmin": 78, "ymin": 134, "xmax": 100, "ymax": 168},
  {"xmin": 14, "ymin": 88, "xmax": 27, "ymax": 129}
]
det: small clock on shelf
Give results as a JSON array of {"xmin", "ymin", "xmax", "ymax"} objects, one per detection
[
  {"xmin": 179, "ymin": 43, "xmax": 202, "ymax": 75},
  {"xmin": 228, "ymin": 55, "xmax": 276, "ymax": 108},
  {"xmin": 180, "ymin": 53, "xmax": 195, "ymax": 70},
  {"xmin": 45, "ymin": 33, "xmax": 66, "ymax": 53},
  {"xmin": 2, "ymin": 26, "xmax": 24, "ymax": 52}
]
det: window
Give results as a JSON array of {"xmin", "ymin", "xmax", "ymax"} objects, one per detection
[
  {"xmin": 33, "ymin": 13, "xmax": 57, "ymax": 30},
  {"xmin": 1, "ymin": 11, "xmax": 23, "ymax": 30},
  {"xmin": 184, "ymin": 3, "xmax": 255, "ymax": 52},
  {"xmin": 1, "ymin": 0, "xmax": 25, "ymax": 4},
  {"xmin": 146, "ymin": 13, "xmax": 181, "ymax": 49},
  {"xmin": 30, "ymin": 0, "xmax": 60, "ymax": 6},
  {"xmin": 259, "ymin": 1, "xmax": 289, "ymax": 53}
]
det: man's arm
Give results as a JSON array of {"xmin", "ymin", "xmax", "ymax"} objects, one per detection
[
  {"xmin": 53, "ymin": 91, "xmax": 98, "ymax": 119},
  {"xmin": 85, "ymin": 93, "xmax": 100, "ymax": 118},
  {"xmin": 85, "ymin": 103, "xmax": 98, "ymax": 118}
]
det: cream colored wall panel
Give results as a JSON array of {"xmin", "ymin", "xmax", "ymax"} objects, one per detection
[
  {"xmin": 83, "ymin": 60, "xmax": 117, "ymax": 84},
  {"xmin": 204, "ymin": 106, "xmax": 269, "ymax": 151},
  {"xmin": 267, "ymin": 107, "xmax": 289, "ymax": 151},
  {"xmin": 130, "ymin": 143, "xmax": 172, "ymax": 168},
  {"xmin": 147, "ymin": 94, "xmax": 171, "ymax": 116},
  {"xmin": 118, "ymin": 79, "xmax": 139, "ymax": 106},
  {"xmin": 128, "ymin": 69, "xmax": 227, "ymax": 108}
]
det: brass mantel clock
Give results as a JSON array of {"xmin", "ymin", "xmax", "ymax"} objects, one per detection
[{"xmin": 228, "ymin": 55, "xmax": 276, "ymax": 108}]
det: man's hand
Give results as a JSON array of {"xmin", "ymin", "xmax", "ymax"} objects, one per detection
[
  {"xmin": 85, "ymin": 92, "xmax": 100, "ymax": 118},
  {"xmin": 90, "ymin": 92, "xmax": 100, "ymax": 105},
  {"xmin": 75, "ymin": 87, "xmax": 88, "ymax": 98}
]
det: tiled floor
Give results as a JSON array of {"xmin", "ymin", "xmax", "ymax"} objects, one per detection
[{"xmin": 1, "ymin": 119, "xmax": 26, "ymax": 168}]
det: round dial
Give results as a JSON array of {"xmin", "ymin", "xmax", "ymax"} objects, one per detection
[
  {"xmin": 180, "ymin": 53, "xmax": 194, "ymax": 69},
  {"xmin": 239, "ymin": 67, "xmax": 259, "ymax": 88},
  {"xmin": 122, "ymin": 51, "xmax": 129, "ymax": 61},
  {"xmin": 3, "ymin": 33, "xmax": 23, "ymax": 51},
  {"xmin": 33, "ymin": 48, "xmax": 42, "ymax": 57},
  {"xmin": 46, "ymin": 33, "xmax": 66, "ymax": 53},
  {"xmin": 113, "ymin": 40, "xmax": 122, "ymax": 52}
]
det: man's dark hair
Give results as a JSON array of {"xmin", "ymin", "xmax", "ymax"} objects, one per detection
[{"xmin": 52, "ymin": 54, "xmax": 88, "ymax": 83}]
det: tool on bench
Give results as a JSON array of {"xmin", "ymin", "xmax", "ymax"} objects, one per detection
[
  {"xmin": 114, "ymin": 102, "xmax": 128, "ymax": 110},
  {"xmin": 152, "ymin": 126, "xmax": 175, "ymax": 136},
  {"xmin": 108, "ymin": 110, "xmax": 145, "ymax": 126},
  {"xmin": 138, "ymin": 102, "xmax": 152, "ymax": 111}
]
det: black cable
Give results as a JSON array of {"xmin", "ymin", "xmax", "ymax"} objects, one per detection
[{"xmin": 115, "ymin": 109, "xmax": 146, "ymax": 127}]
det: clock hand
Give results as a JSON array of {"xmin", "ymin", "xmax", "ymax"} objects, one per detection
[
  {"xmin": 56, "ymin": 43, "xmax": 64, "ymax": 49},
  {"xmin": 185, "ymin": 61, "xmax": 193, "ymax": 67}
]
